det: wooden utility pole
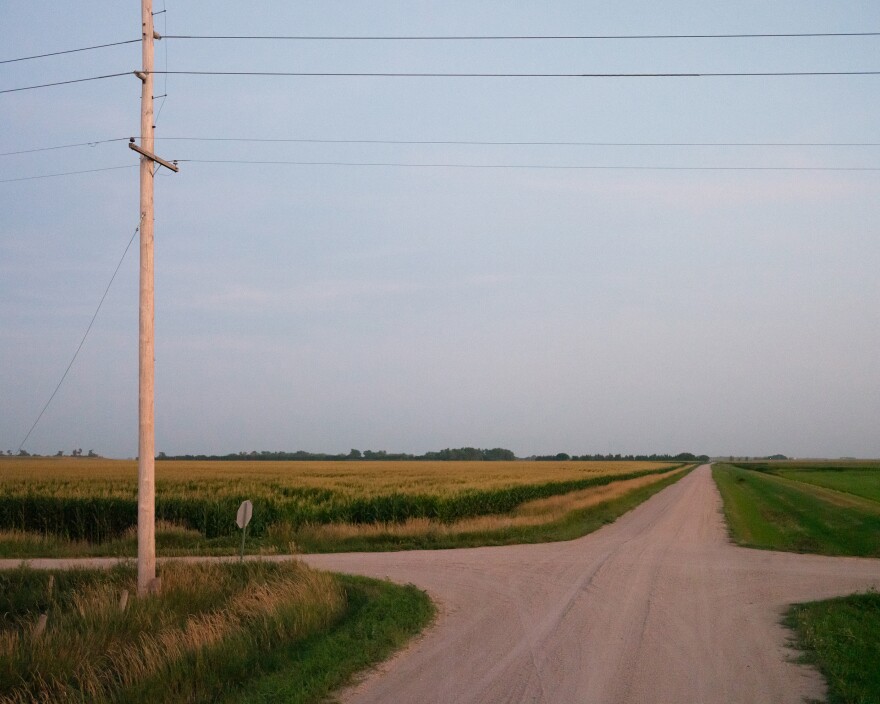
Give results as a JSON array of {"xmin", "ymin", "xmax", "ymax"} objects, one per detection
[
  {"xmin": 134, "ymin": 0, "xmax": 177, "ymax": 596},
  {"xmin": 137, "ymin": 0, "xmax": 157, "ymax": 597}
]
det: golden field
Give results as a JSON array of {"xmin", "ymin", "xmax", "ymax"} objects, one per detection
[
  {"xmin": 0, "ymin": 457, "xmax": 685, "ymax": 552},
  {"xmin": 0, "ymin": 457, "xmax": 675, "ymax": 497}
]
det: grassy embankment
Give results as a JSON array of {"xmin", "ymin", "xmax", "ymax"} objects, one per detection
[
  {"xmin": 0, "ymin": 562, "xmax": 432, "ymax": 704},
  {"xmin": 0, "ymin": 458, "xmax": 690, "ymax": 557},
  {"xmin": 713, "ymin": 461, "xmax": 880, "ymax": 704},
  {"xmin": 712, "ymin": 462, "xmax": 880, "ymax": 556}
]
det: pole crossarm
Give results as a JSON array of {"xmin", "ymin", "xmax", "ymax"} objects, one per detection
[{"xmin": 128, "ymin": 140, "xmax": 179, "ymax": 172}]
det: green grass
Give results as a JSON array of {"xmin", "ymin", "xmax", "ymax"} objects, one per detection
[
  {"xmin": 223, "ymin": 576, "xmax": 434, "ymax": 704},
  {"xmin": 712, "ymin": 464, "xmax": 880, "ymax": 556},
  {"xmin": 714, "ymin": 462, "xmax": 880, "ymax": 701},
  {"xmin": 775, "ymin": 469, "xmax": 880, "ymax": 504},
  {"xmin": 0, "ymin": 563, "xmax": 433, "ymax": 704},
  {"xmin": 785, "ymin": 592, "xmax": 880, "ymax": 704}
]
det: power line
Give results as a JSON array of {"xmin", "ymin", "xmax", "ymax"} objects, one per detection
[
  {"xmin": 0, "ymin": 39, "xmax": 140, "ymax": 65},
  {"xmin": 0, "ymin": 72, "xmax": 132, "ymax": 95},
  {"xmin": 165, "ymin": 31, "xmax": 880, "ymax": 41},
  {"xmin": 0, "ymin": 138, "xmax": 129, "ymax": 157},
  {"xmin": 5, "ymin": 31, "xmax": 873, "ymax": 65},
  {"xmin": 179, "ymin": 158, "xmax": 880, "ymax": 171},
  {"xmin": 158, "ymin": 136, "xmax": 880, "ymax": 147},
  {"xmin": 17, "ymin": 225, "xmax": 140, "ymax": 453},
  {"xmin": 5, "ymin": 136, "xmax": 880, "ymax": 159},
  {"xmin": 5, "ymin": 67, "xmax": 879, "ymax": 94},
  {"xmin": 5, "ymin": 136, "xmax": 879, "ymax": 159},
  {"xmin": 5, "ymin": 160, "xmax": 878, "ymax": 183},
  {"xmin": 151, "ymin": 69, "xmax": 880, "ymax": 78},
  {"xmin": 0, "ymin": 165, "xmax": 136, "ymax": 183}
]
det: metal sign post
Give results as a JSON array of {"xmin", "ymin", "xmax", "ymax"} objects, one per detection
[{"xmin": 237, "ymin": 500, "xmax": 253, "ymax": 562}]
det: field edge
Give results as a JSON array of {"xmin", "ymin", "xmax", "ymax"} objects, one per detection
[
  {"xmin": 223, "ymin": 574, "xmax": 436, "ymax": 704},
  {"xmin": 297, "ymin": 464, "xmax": 698, "ymax": 553}
]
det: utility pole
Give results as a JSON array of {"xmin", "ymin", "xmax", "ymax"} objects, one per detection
[{"xmin": 134, "ymin": 0, "xmax": 177, "ymax": 597}]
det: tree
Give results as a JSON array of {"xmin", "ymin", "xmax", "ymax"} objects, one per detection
[
  {"xmin": 87, "ymin": 449, "xmax": 98, "ymax": 458},
  {"xmin": 348, "ymin": 449, "xmax": 362, "ymax": 459},
  {"xmin": 55, "ymin": 450, "xmax": 63, "ymax": 457},
  {"xmin": 18, "ymin": 449, "xmax": 30, "ymax": 457}
]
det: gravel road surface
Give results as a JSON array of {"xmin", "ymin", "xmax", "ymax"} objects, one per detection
[{"xmin": 302, "ymin": 465, "xmax": 880, "ymax": 704}]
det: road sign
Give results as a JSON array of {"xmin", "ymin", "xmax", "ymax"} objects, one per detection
[{"xmin": 236, "ymin": 500, "xmax": 253, "ymax": 529}]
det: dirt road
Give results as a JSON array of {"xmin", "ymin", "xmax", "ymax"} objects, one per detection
[{"xmin": 301, "ymin": 465, "xmax": 880, "ymax": 703}]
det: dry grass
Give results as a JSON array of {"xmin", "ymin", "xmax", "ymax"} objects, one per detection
[
  {"xmin": 0, "ymin": 561, "xmax": 344, "ymax": 704},
  {"xmin": 299, "ymin": 468, "xmax": 684, "ymax": 541},
  {"xmin": 120, "ymin": 520, "xmax": 202, "ymax": 541}
]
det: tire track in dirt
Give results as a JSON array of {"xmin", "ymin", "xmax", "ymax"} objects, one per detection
[{"xmin": 302, "ymin": 466, "xmax": 880, "ymax": 704}]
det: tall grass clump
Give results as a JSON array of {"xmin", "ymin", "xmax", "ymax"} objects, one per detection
[{"xmin": 0, "ymin": 561, "xmax": 345, "ymax": 703}]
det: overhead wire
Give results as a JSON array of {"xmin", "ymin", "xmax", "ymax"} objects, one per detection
[
  {"xmin": 4, "ymin": 136, "xmax": 880, "ymax": 156},
  {"xmin": 4, "ymin": 159, "xmax": 879, "ymax": 183},
  {"xmin": 4, "ymin": 30, "xmax": 876, "ymax": 64},
  {"xmin": 157, "ymin": 136, "xmax": 880, "ymax": 147},
  {"xmin": 17, "ymin": 224, "xmax": 141, "ymax": 452},
  {"xmin": 149, "ymin": 69, "xmax": 880, "ymax": 78},
  {"xmin": 178, "ymin": 158, "xmax": 880, "ymax": 172},
  {"xmin": 0, "ymin": 39, "xmax": 139, "ymax": 64},
  {"xmin": 0, "ymin": 165, "xmax": 136, "ymax": 183},
  {"xmin": 3, "ymin": 26, "xmax": 876, "ymax": 92},
  {"xmin": 5, "ymin": 68, "xmax": 880, "ymax": 94},
  {"xmin": 0, "ymin": 73, "xmax": 132, "ymax": 95},
  {"xmin": 0, "ymin": 138, "xmax": 129, "ymax": 157},
  {"xmin": 164, "ymin": 31, "xmax": 880, "ymax": 40}
]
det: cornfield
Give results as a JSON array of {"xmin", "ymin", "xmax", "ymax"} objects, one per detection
[{"xmin": 0, "ymin": 458, "xmax": 679, "ymax": 541}]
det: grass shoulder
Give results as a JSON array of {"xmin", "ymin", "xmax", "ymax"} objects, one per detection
[
  {"xmin": 785, "ymin": 591, "xmax": 880, "ymax": 704},
  {"xmin": 0, "ymin": 562, "xmax": 433, "ymax": 704},
  {"xmin": 712, "ymin": 463, "xmax": 880, "ymax": 557}
]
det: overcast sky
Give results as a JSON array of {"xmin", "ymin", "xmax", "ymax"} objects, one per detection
[{"xmin": 1, "ymin": 2, "xmax": 879, "ymax": 459}]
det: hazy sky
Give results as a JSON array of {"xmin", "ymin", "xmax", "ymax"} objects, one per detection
[{"xmin": 2, "ymin": 2, "xmax": 879, "ymax": 459}]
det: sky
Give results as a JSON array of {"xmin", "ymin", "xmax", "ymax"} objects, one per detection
[{"xmin": 1, "ymin": 2, "xmax": 879, "ymax": 459}]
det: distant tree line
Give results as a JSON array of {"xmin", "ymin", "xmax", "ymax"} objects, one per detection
[
  {"xmin": 155, "ymin": 448, "xmax": 707, "ymax": 462},
  {"xmin": 724, "ymin": 454, "xmax": 788, "ymax": 462},
  {"xmin": 4, "ymin": 449, "xmax": 99, "ymax": 458},
  {"xmin": 156, "ymin": 447, "xmax": 517, "ymax": 461},
  {"xmin": 531, "ymin": 452, "xmax": 710, "ymax": 462}
]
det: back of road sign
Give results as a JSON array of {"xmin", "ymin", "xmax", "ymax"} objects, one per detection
[{"xmin": 236, "ymin": 500, "xmax": 253, "ymax": 529}]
